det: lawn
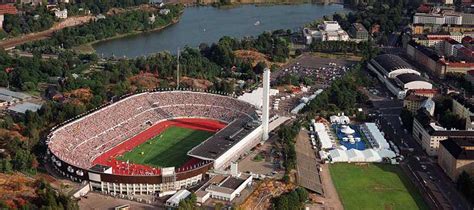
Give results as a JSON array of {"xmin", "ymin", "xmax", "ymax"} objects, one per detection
[
  {"xmin": 117, "ymin": 126, "xmax": 213, "ymax": 168},
  {"xmin": 329, "ymin": 163, "xmax": 428, "ymax": 210}
]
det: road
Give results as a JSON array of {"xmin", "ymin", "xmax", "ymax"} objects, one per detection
[{"xmin": 369, "ymin": 82, "xmax": 471, "ymax": 210}]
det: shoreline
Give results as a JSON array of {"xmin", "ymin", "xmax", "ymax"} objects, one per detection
[
  {"xmin": 73, "ymin": 18, "xmax": 180, "ymax": 54},
  {"xmin": 186, "ymin": 0, "xmax": 344, "ymax": 7}
]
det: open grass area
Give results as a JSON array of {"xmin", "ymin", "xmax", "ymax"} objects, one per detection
[
  {"xmin": 329, "ymin": 163, "xmax": 428, "ymax": 210},
  {"xmin": 117, "ymin": 126, "xmax": 213, "ymax": 168}
]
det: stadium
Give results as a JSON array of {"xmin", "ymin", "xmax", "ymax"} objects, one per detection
[{"xmin": 46, "ymin": 90, "xmax": 267, "ymax": 196}]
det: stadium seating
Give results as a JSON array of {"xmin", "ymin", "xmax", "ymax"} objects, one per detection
[{"xmin": 48, "ymin": 91, "xmax": 258, "ymax": 170}]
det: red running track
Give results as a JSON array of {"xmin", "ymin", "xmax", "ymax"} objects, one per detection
[{"xmin": 92, "ymin": 118, "xmax": 226, "ymax": 176}]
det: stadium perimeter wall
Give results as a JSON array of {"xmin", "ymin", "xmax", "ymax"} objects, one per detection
[{"xmin": 213, "ymin": 125, "xmax": 263, "ymax": 169}]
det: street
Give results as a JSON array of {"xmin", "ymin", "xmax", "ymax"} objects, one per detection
[{"xmin": 369, "ymin": 82, "xmax": 471, "ymax": 210}]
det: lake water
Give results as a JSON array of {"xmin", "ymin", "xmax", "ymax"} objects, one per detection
[{"xmin": 93, "ymin": 4, "xmax": 348, "ymax": 57}]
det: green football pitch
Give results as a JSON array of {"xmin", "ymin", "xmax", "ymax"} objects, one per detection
[
  {"xmin": 117, "ymin": 126, "xmax": 213, "ymax": 168},
  {"xmin": 330, "ymin": 163, "xmax": 428, "ymax": 210}
]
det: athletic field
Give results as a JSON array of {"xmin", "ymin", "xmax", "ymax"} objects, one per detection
[
  {"xmin": 329, "ymin": 163, "xmax": 428, "ymax": 210},
  {"xmin": 117, "ymin": 126, "xmax": 213, "ymax": 168}
]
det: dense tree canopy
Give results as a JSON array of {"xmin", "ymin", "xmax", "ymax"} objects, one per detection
[{"xmin": 2, "ymin": 5, "xmax": 55, "ymax": 38}]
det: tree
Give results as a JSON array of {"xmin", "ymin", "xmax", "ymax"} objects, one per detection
[
  {"xmin": 214, "ymin": 202, "xmax": 224, "ymax": 210},
  {"xmin": 296, "ymin": 187, "xmax": 308, "ymax": 203},
  {"xmin": 0, "ymin": 156, "xmax": 13, "ymax": 173},
  {"xmin": 254, "ymin": 61, "xmax": 266, "ymax": 75}
]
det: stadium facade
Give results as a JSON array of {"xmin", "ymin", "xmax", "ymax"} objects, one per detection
[{"xmin": 46, "ymin": 89, "xmax": 270, "ymax": 195}]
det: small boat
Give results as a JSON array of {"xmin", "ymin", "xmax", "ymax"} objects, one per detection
[{"xmin": 254, "ymin": 21, "xmax": 260, "ymax": 26}]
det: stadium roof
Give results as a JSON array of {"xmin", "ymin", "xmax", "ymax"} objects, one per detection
[
  {"xmin": 396, "ymin": 74, "xmax": 427, "ymax": 84},
  {"xmin": 89, "ymin": 164, "xmax": 111, "ymax": 172},
  {"xmin": 372, "ymin": 54, "xmax": 415, "ymax": 73},
  {"xmin": 188, "ymin": 118, "xmax": 260, "ymax": 160},
  {"xmin": 8, "ymin": 102, "xmax": 42, "ymax": 114},
  {"xmin": 440, "ymin": 138, "xmax": 474, "ymax": 160}
]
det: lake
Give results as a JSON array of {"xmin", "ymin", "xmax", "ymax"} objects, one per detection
[{"xmin": 93, "ymin": 4, "xmax": 348, "ymax": 57}]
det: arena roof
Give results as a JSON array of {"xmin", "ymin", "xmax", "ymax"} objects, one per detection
[
  {"xmin": 188, "ymin": 118, "xmax": 260, "ymax": 160},
  {"xmin": 372, "ymin": 54, "xmax": 415, "ymax": 73},
  {"xmin": 396, "ymin": 74, "xmax": 427, "ymax": 84}
]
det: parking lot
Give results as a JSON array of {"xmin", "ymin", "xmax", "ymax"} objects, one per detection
[
  {"xmin": 78, "ymin": 192, "xmax": 158, "ymax": 210},
  {"xmin": 270, "ymin": 54, "xmax": 358, "ymax": 117},
  {"xmin": 238, "ymin": 134, "xmax": 283, "ymax": 179}
]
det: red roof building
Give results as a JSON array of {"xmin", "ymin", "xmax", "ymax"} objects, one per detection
[{"xmin": 0, "ymin": 4, "xmax": 17, "ymax": 15}]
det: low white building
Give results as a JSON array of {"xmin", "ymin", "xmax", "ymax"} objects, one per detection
[
  {"xmin": 303, "ymin": 21, "xmax": 349, "ymax": 44},
  {"xmin": 55, "ymin": 9, "xmax": 68, "ymax": 19},
  {"xmin": 196, "ymin": 174, "xmax": 252, "ymax": 203},
  {"xmin": 165, "ymin": 189, "xmax": 191, "ymax": 207},
  {"xmin": 159, "ymin": 9, "xmax": 170, "ymax": 15}
]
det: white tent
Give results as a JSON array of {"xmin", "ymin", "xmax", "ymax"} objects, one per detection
[
  {"xmin": 314, "ymin": 123, "xmax": 333, "ymax": 149},
  {"xmin": 330, "ymin": 115, "xmax": 350, "ymax": 124},
  {"xmin": 362, "ymin": 149, "xmax": 382, "ymax": 162},
  {"xmin": 363, "ymin": 123, "xmax": 390, "ymax": 149},
  {"xmin": 329, "ymin": 149, "xmax": 348, "ymax": 162},
  {"xmin": 319, "ymin": 151, "xmax": 328, "ymax": 159},
  {"xmin": 346, "ymin": 149, "xmax": 365, "ymax": 162},
  {"xmin": 341, "ymin": 125, "xmax": 355, "ymax": 135},
  {"xmin": 377, "ymin": 149, "xmax": 397, "ymax": 159}
]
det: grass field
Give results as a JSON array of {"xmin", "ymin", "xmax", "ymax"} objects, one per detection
[
  {"xmin": 329, "ymin": 163, "xmax": 428, "ymax": 210},
  {"xmin": 117, "ymin": 126, "xmax": 213, "ymax": 168}
]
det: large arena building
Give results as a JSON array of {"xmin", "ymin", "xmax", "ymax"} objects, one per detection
[
  {"xmin": 46, "ymin": 88, "xmax": 269, "ymax": 196},
  {"xmin": 368, "ymin": 54, "xmax": 433, "ymax": 99}
]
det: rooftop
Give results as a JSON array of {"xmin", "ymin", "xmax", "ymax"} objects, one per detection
[
  {"xmin": 409, "ymin": 41, "xmax": 442, "ymax": 61},
  {"xmin": 0, "ymin": 88, "xmax": 30, "ymax": 100},
  {"xmin": 405, "ymin": 93, "xmax": 427, "ymax": 102},
  {"xmin": 188, "ymin": 118, "xmax": 261, "ymax": 160},
  {"xmin": 166, "ymin": 190, "xmax": 191, "ymax": 205},
  {"xmin": 372, "ymin": 54, "xmax": 416, "ymax": 72},
  {"xmin": 440, "ymin": 138, "xmax": 474, "ymax": 160},
  {"xmin": 0, "ymin": 4, "xmax": 17, "ymax": 15},
  {"xmin": 221, "ymin": 177, "xmax": 246, "ymax": 190},
  {"xmin": 352, "ymin": 23, "xmax": 368, "ymax": 32},
  {"xmin": 89, "ymin": 164, "xmax": 111, "ymax": 172},
  {"xmin": 8, "ymin": 102, "xmax": 42, "ymax": 114},
  {"xmin": 452, "ymin": 94, "xmax": 474, "ymax": 113},
  {"xmin": 415, "ymin": 109, "xmax": 474, "ymax": 136},
  {"xmin": 408, "ymin": 89, "xmax": 438, "ymax": 95},
  {"xmin": 396, "ymin": 73, "xmax": 427, "ymax": 84}
]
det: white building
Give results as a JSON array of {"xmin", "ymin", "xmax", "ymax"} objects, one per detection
[
  {"xmin": 303, "ymin": 21, "xmax": 349, "ymax": 44},
  {"xmin": 413, "ymin": 12, "xmax": 462, "ymax": 25},
  {"xmin": 412, "ymin": 109, "xmax": 474, "ymax": 156},
  {"xmin": 159, "ymin": 9, "xmax": 170, "ymax": 15},
  {"xmin": 54, "ymin": 9, "xmax": 68, "ymax": 19},
  {"xmin": 195, "ymin": 174, "xmax": 252, "ymax": 203},
  {"xmin": 165, "ymin": 189, "xmax": 191, "ymax": 207},
  {"xmin": 368, "ymin": 54, "xmax": 432, "ymax": 99}
]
